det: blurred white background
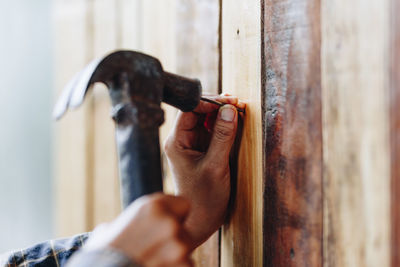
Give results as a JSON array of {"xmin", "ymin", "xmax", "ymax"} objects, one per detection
[{"xmin": 0, "ymin": 0, "xmax": 54, "ymax": 252}]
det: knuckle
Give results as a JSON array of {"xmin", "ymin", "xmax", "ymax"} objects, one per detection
[
  {"xmin": 169, "ymin": 242, "xmax": 189, "ymax": 262},
  {"xmin": 164, "ymin": 218, "xmax": 180, "ymax": 236},
  {"xmin": 214, "ymin": 123, "xmax": 234, "ymax": 141},
  {"xmin": 143, "ymin": 197, "xmax": 165, "ymax": 215}
]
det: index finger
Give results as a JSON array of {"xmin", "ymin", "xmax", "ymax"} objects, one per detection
[
  {"xmin": 193, "ymin": 95, "xmax": 240, "ymax": 113},
  {"xmin": 172, "ymin": 95, "xmax": 244, "ymax": 136}
]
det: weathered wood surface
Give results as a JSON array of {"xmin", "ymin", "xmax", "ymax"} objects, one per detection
[
  {"xmin": 91, "ymin": 0, "xmax": 121, "ymax": 228},
  {"xmin": 53, "ymin": 0, "xmax": 94, "ymax": 236},
  {"xmin": 55, "ymin": 2, "xmax": 221, "ymax": 265},
  {"xmin": 322, "ymin": 0, "xmax": 391, "ymax": 266},
  {"xmin": 175, "ymin": 0, "xmax": 220, "ymax": 93},
  {"xmin": 175, "ymin": 1, "xmax": 220, "ymax": 266},
  {"xmin": 390, "ymin": 0, "xmax": 400, "ymax": 266},
  {"xmin": 221, "ymin": 0, "xmax": 263, "ymax": 266},
  {"xmin": 51, "ymin": 1, "xmax": 397, "ymax": 266},
  {"xmin": 262, "ymin": 0, "xmax": 322, "ymax": 266}
]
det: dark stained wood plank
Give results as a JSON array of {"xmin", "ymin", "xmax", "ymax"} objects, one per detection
[{"xmin": 262, "ymin": 0, "xmax": 322, "ymax": 266}]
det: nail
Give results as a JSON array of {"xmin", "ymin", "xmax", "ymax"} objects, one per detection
[{"xmin": 220, "ymin": 105, "xmax": 236, "ymax": 122}]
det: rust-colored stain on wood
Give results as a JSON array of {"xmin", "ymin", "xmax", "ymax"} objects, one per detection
[{"xmin": 262, "ymin": 0, "xmax": 322, "ymax": 266}]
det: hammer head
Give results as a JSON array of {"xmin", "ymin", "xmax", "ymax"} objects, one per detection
[{"xmin": 53, "ymin": 50, "xmax": 202, "ymax": 120}]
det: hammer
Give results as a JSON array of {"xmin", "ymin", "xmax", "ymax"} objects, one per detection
[{"xmin": 54, "ymin": 50, "xmax": 204, "ymax": 208}]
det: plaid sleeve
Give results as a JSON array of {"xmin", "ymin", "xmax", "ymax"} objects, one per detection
[{"xmin": 1, "ymin": 233, "xmax": 90, "ymax": 267}]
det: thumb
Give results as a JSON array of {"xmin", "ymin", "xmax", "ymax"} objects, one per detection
[{"xmin": 205, "ymin": 105, "xmax": 238, "ymax": 165}]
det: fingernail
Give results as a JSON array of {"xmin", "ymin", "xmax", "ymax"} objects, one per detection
[{"xmin": 220, "ymin": 105, "xmax": 235, "ymax": 122}]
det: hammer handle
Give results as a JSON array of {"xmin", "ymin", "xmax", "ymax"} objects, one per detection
[{"xmin": 115, "ymin": 123, "xmax": 163, "ymax": 208}]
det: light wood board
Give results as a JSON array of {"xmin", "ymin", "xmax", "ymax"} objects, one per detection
[
  {"xmin": 53, "ymin": 0, "xmax": 94, "ymax": 236},
  {"xmin": 91, "ymin": 0, "xmax": 121, "ymax": 227},
  {"xmin": 221, "ymin": 0, "xmax": 263, "ymax": 266},
  {"xmin": 322, "ymin": 0, "xmax": 391, "ymax": 266}
]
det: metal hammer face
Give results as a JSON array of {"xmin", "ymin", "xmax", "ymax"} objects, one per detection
[
  {"xmin": 54, "ymin": 51, "xmax": 202, "ymax": 120},
  {"xmin": 54, "ymin": 50, "xmax": 202, "ymax": 208}
]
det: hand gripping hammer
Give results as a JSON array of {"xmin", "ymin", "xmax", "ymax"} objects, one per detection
[{"xmin": 54, "ymin": 50, "xmax": 202, "ymax": 208}]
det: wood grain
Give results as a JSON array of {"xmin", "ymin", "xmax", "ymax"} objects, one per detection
[
  {"xmin": 262, "ymin": 1, "xmax": 322, "ymax": 266},
  {"xmin": 175, "ymin": 1, "xmax": 220, "ymax": 266},
  {"xmin": 119, "ymin": 0, "xmax": 143, "ymax": 50},
  {"xmin": 91, "ymin": 0, "xmax": 121, "ymax": 227},
  {"xmin": 221, "ymin": 0, "xmax": 263, "ymax": 266},
  {"xmin": 119, "ymin": 2, "xmax": 221, "ymax": 265},
  {"xmin": 139, "ymin": 0, "xmax": 178, "ymax": 194},
  {"xmin": 390, "ymin": 0, "xmax": 400, "ymax": 266},
  {"xmin": 53, "ymin": 0, "xmax": 94, "ymax": 236},
  {"xmin": 322, "ymin": 0, "xmax": 391, "ymax": 266}
]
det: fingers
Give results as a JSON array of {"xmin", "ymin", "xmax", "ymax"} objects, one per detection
[
  {"xmin": 193, "ymin": 94, "xmax": 240, "ymax": 114},
  {"xmin": 173, "ymin": 94, "xmax": 244, "ymax": 133},
  {"xmin": 204, "ymin": 104, "xmax": 238, "ymax": 166},
  {"xmin": 140, "ymin": 193, "xmax": 191, "ymax": 222},
  {"xmin": 158, "ymin": 194, "xmax": 191, "ymax": 222},
  {"xmin": 167, "ymin": 94, "xmax": 245, "ymax": 148},
  {"xmin": 140, "ymin": 195, "xmax": 193, "ymax": 267},
  {"xmin": 115, "ymin": 194, "xmax": 193, "ymax": 266}
]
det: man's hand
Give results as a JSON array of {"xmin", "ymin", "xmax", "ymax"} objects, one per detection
[
  {"xmin": 164, "ymin": 94, "xmax": 245, "ymax": 247},
  {"xmin": 84, "ymin": 193, "xmax": 194, "ymax": 267}
]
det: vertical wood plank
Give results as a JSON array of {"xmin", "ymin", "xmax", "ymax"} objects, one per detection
[
  {"xmin": 119, "ymin": 0, "xmax": 143, "ymax": 50},
  {"xmin": 56, "ymin": 3, "xmax": 222, "ymax": 265},
  {"xmin": 175, "ymin": 0, "xmax": 220, "ymax": 93},
  {"xmin": 139, "ymin": 0, "xmax": 178, "ymax": 194},
  {"xmin": 53, "ymin": 0, "xmax": 94, "ymax": 236},
  {"xmin": 91, "ymin": 0, "xmax": 121, "ymax": 228},
  {"xmin": 391, "ymin": 1, "xmax": 400, "ymax": 266},
  {"xmin": 322, "ymin": 0, "xmax": 391, "ymax": 266},
  {"xmin": 175, "ymin": 1, "xmax": 220, "ymax": 266},
  {"xmin": 262, "ymin": 0, "xmax": 322, "ymax": 266},
  {"xmin": 221, "ymin": 0, "xmax": 263, "ymax": 266}
]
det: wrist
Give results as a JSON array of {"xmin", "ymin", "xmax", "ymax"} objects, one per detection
[{"xmin": 181, "ymin": 199, "xmax": 226, "ymax": 248}]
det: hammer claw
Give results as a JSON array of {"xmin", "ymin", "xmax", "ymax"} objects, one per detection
[{"xmin": 53, "ymin": 57, "xmax": 103, "ymax": 120}]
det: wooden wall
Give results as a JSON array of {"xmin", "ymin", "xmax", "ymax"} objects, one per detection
[
  {"xmin": 322, "ymin": 0, "xmax": 391, "ymax": 266},
  {"xmin": 263, "ymin": 0, "xmax": 322, "ymax": 266},
  {"xmin": 54, "ymin": 0, "xmax": 399, "ymax": 266},
  {"xmin": 221, "ymin": 0, "xmax": 263, "ymax": 266},
  {"xmin": 392, "ymin": 0, "xmax": 400, "ymax": 265},
  {"xmin": 53, "ymin": 0, "xmax": 220, "ymax": 266}
]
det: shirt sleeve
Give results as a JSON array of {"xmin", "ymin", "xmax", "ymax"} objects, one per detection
[
  {"xmin": 1, "ymin": 233, "xmax": 90, "ymax": 267},
  {"xmin": 65, "ymin": 246, "xmax": 141, "ymax": 267}
]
